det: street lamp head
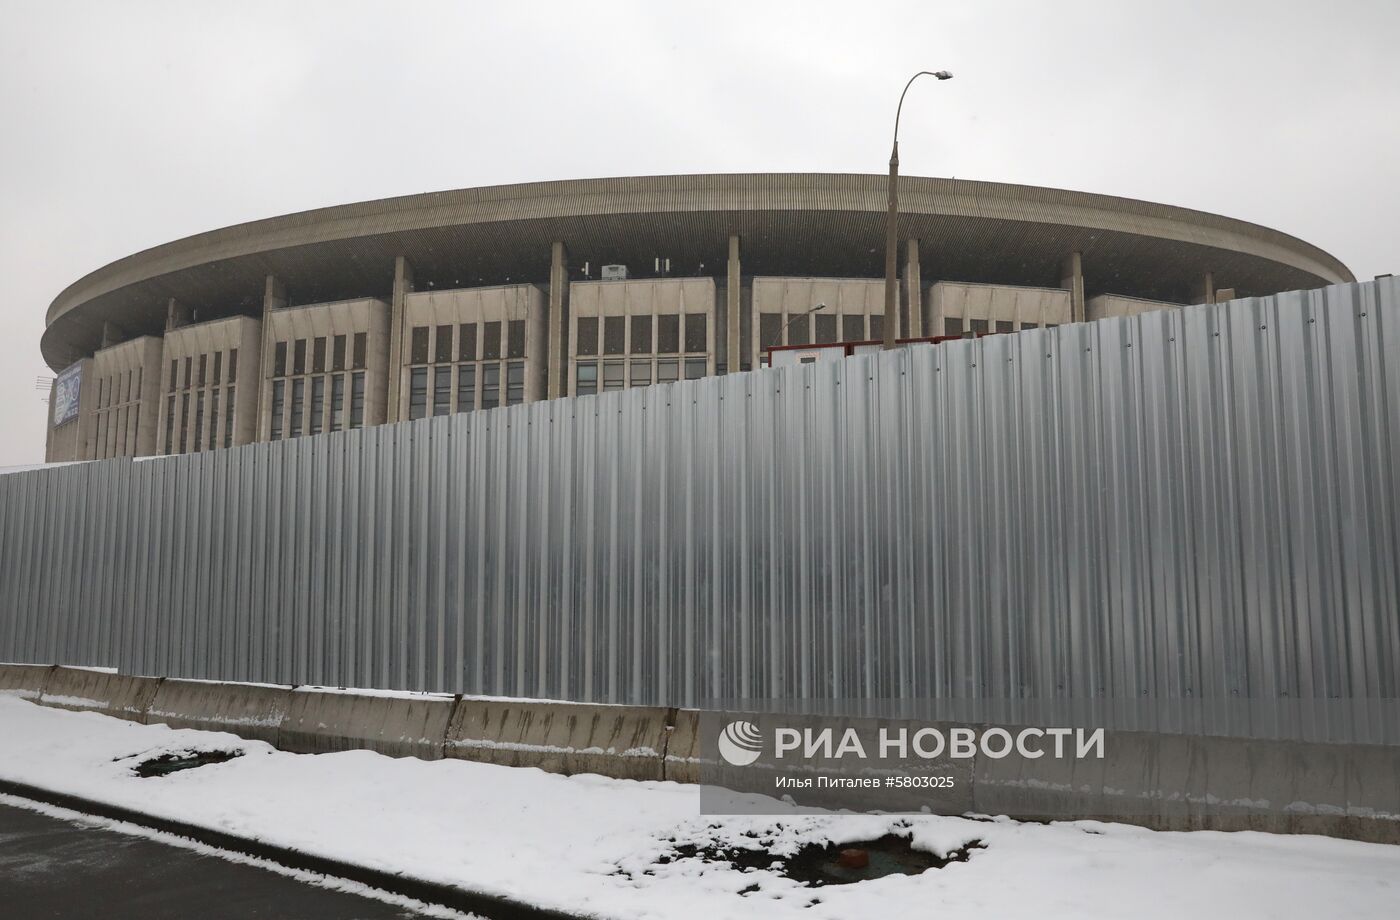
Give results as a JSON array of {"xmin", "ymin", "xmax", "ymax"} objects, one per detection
[{"xmin": 934, "ymin": 70, "xmax": 953, "ymax": 80}]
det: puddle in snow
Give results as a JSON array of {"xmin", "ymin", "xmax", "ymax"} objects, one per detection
[{"xmin": 129, "ymin": 749, "xmax": 243, "ymax": 778}]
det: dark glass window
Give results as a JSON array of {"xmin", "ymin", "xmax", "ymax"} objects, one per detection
[
  {"xmin": 481, "ymin": 364, "xmax": 500, "ymax": 409},
  {"xmin": 685, "ymin": 357, "xmax": 706, "ymax": 380},
  {"xmin": 332, "ymin": 335, "xmax": 346, "ymax": 371},
  {"xmin": 996, "ymin": 320, "xmax": 1013, "ymax": 334},
  {"xmin": 290, "ymin": 378, "xmax": 305, "ymax": 437},
  {"xmin": 179, "ymin": 393, "xmax": 189, "ymax": 451},
  {"xmin": 434, "ymin": 366, "xmax": 452, "ymax": 415},
  {"xmin": 411, "ymin": 326, "xmax": 430, "ymax": 364},
  {"xmin": 815, "ymin": 314, "xmax": 838, "ymax": 344},
  {"xmin": 270, "ymin": 380, "xmax": 285, "ymax": 440},
  {"xmin": 456, "ymin": 364, "xmax": 476, "ymax": 412},
  {"xmin": 409, "ymin": 367, "xmax": 428, "ymax": 420},
  {"xmin": 684, "ymin": 313, "xmax": 707, "ymax": 352},
  {"xmin": 164, "ymin": 394, "xmax": 175, "ymax": 453},
  {"xmin": 575, "ymin": 317, "xmax": 598, "ymax": 356},
  {"xmin": 657, "ymin": 314, "xmax": 680, "ymax": 353},
  {"xmin": 229, "ymin": 348, "xmax": 238, "ymax": 383},
  {"xmin": 350, "ymin": 372, "xmax": 365, "ymax": 428},
  {"xmin": 310, "ymin": 376, "xmax": 325, "ymax": 434},
  {"xmin": 169, "ymin": 359, "xmax": 178, "ymax": 392},
  {"xmin": 574, "ymin": 362, "xmax": 597, "ymax": 396},
  {"xmin": 629, "ymin": 359, "xmax": 651, "ymax": 387},
  {"xmin": 788, "ymin": 314, "xmax": 810, "ymax": 346},
  {"xmin": 274, "ymin": 342, "xmax": 287, "ymax": 377},
  {"xmin": 602, "ymin": 361, "xmax": 625, "ymax": 391},
  {"xmin": 183, "ymin": 357, "xmax": 192, "ymax": 388},
  {"xmin": 1021, "ymin": 322, "xmax": 1039, "ymax": 331},
  {"xmin": 209, "ymin": 389, "xmax": 220, "ymax": 447},
  {"xmin": 603, "ymin": 316, "xmax": 625, "ymax": 355},
  {"xmin": 352, "ymin": 332, "xmax": 367, "ymax": 369},
  {"xmin": 212, "ymin": 352, "xmax": 223, "ymax": 385},
  {"xmin": 759, "ymin": 313, "xmax": 783, "ymax": 350},
  {"xmin": 944, "ymin": 318, "xmax": 964, "ymax": 337},
  {"xmin": 293, "ymin": 339, "xmax": 306, "ymax": 375},
  {"xmin": 505, "ymin": 361, "xmax": 525, "ymax": 406},
  {"xmin": 482, "ymin": 321, "xmax": 502, "ymax": 360},
  {"xmin": 193, "ymin": 392, "xmax": 205, "ymax": 451},
  {"xmin": 869, "ymin": 314, "xmax": 884, "ymax": 341},
  {"xmin": 197, "ymin": 354, "xmax": 207, "ymax": 387},
  {"xmin": 842, "ymin": 314, "xmax": 865, "ymax": 342},
  {"xmin": 630, "ymin": 315, "xmax": 652, "ymax": 354},
  {"xmin": 507, "ymin": 320, "xmax": 525, "ymax": 358},
  {"xmin": 656, "ymin": 358, "xmax": 679, "ymax": 384},
  {"xmin": 224, "ymin": 387, "xmax": 235, "ymax": 447},
  {"xmin": 458, "ymin": 323, "xmax": 477, "ymax": 361},
  {"xmin": 313, "ymin": 337, "xmax": 327, "ymax": 373},
  {"xmin": 970, "ymin": 319, "xmax": 989, "ymax": 335},
  {"xmin": 330, "ymin": 374, "xmax": 345, "ymax": 432},
  {"xmin": 435, "ymin": 325, "xmax": 454, "ymax": 363}
]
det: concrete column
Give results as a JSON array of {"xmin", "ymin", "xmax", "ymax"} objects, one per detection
[
  {"xmin": 100, "ymin": 321, "xmax": 125, "ymax": 349},
  {"xmin": 1193, "ymin": 271, "xmax": 1216, "ymax": 306},
  {"xmin": 903, "ymin": 239, "xmax": 923, "ymax": 338},
  {"xmin": 726, "ymin": 235, "xmax": 741, "ymax": 373},
  {"xmin": 546, "ymin": 242, "xmax": 569, "ymax": 399},
  {"xmin": 386, "ymin": 256, "xmax": 414, "ymax": 421},
  {"xmin": 256, "ymin": 276, "xmax": 287, "ymax": 441},
  {"xmin": 1061, "ymin": 252, "xmax": 1085, "ymax": 323},
  {"xmin": 1215, "ymin": 287, "xmax": 1237, "ymax": 303},
  {"xmin": 165, "ymin": 298, "xmax": 191, "ymax": 332}
]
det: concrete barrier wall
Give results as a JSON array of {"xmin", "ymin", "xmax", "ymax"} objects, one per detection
[
  {"xmin": 145, "ymin": 679, "xmax": 293, "ymax": 745},
  {"xmin": 278, "ymin": 690, "xmax": 456, "ymax": 760},
  {"xmin": 0, "ymin": 663, "xmax": 55, "ymax": 701},
  {"xmin": 37, "ymin": 667, "xmax": 161, "ymax": 722},
  {"xmin": 444, "ymin": 700, "xmax": 671, "ymax": 781}
]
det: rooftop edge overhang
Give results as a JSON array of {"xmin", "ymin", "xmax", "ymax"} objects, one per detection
[{"xmin": 42, "ymin": 173, "xmax": 1354, "ymax": 370}]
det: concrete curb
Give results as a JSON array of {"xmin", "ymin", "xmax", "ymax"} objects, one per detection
[{"xmin": 0, "ymin": 778, "xmax": 586, "ymax": 920}]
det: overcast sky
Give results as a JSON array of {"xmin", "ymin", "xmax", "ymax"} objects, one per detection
[{"xmin": 0, "ymin": 0, "xmax": 1395, "ymax": 466}]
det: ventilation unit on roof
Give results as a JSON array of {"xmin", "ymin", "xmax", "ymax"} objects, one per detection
[{"xmin": 601, "ymin": 264, "xmax": 628, "ymax": 281}]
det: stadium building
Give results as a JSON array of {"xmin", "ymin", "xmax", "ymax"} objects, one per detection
[{"xmin": 41, "ymin": 173, "xmax": 1353, "ymax": 461}]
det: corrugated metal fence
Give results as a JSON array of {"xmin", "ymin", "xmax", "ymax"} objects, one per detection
[{"xmin": 3, "ymin": 279, "xmax": 1397, "ymax": 738}]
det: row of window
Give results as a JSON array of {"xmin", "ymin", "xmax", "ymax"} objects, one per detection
[
  {"xmin": 574, "ymin": 357, "xmax": 707, "ymax": 395},
  {"xmin": 97, "ymin": 367, "xmax": 144, "ymax": 410},
  {"xmin": 168, "ymin": 348, "xmax": 238, "ymax": 393},
  {"xmin": 757, "ymin": 312, "xmax": 882, "ymax": 351},
  {"xmin": 273, "ymin": 334, "xmax": 367, "ymax": 379},
  {"xmin": 94, "ymin": 404, "xmax": 141, "ymax": 459},
  {"xmin": 410, "ymin": 321, "xmax": 525, "ymax": 365},
  {"xmin": 164, "ymin": 387, "xmax": 237, "ymax": 454},
  {"xmin": 269, "ymin": 371, "xmax": 366, "ymax": 440},
  {"xmin": 575, "ymin": 313, "xmax": 707, "ymax": 357},
  {"xmin": 947, "ymin": 319, "xmax": 1058, "ymax": 335},
  {"xmin": 408, "ymin": 360, "xmax": 526, "ymax": 419}
]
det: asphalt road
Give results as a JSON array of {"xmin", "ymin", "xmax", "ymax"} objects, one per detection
[{"xmin": 0, "ymin": 800, "xmax": 438, "ymax": 919}]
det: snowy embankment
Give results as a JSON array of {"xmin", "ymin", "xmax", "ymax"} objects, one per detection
[{"xmin": 1, "ymin": 696, "xmax": 1396, "ymax": 920}]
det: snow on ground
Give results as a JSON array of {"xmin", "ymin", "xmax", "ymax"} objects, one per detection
[{"xmin": 1, "ymin": 695, "xmax": 1396, "ymax": 920}]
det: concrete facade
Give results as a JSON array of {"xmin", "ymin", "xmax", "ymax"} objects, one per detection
[
  {"xmin": 1087, "ymin": 293, "xmax": 1185, "ymax": 321},
  {"xmin": 159, "ymin": 316, "xmax": 262, "ymax": 454},
  {"xmin": 40, "ymin": 173, "xmax": 1354, "ymax": 460},
  {"xmin": 751, "ymin": 277, "xmax": 886, "ymax": 360},
  {"xmin": 568, "ymin": 277, "xmax": 718, "ymax": 394}
]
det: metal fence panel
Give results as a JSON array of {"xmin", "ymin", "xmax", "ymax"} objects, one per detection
[{"xmin": 2, "ymin": 279, "xmax": 1397, "ymax": 741}]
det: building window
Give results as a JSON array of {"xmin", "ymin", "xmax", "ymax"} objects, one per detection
[
  {"xmin": 944, "ymin": 318, "xmax": 963, "ymax": 337},
  {"xmin": 313, "ymin": 336, "xmax": 327, "ymax": 373},
  {"xmin": 869, "ymin": 314, "xmax": 884, "ymax": 341},
  {"xmin": 332, "ymin": 335, "xmax": 346, "ymax": 371},
  {"xmin": 504, "ymin": 361, "xmax": 525, "ymax": 406},
  {"xmin": 209, "ymin": 389, "xmax": 220, "ymax": 447},
  {"xmin": 310, "ymin": 376, "xmax": 326, "ymax": 435},
  {"xmin": 657, "ymin": 315, "xmax": 679, "ymax": 353},
  {"xmin": 229, "ymin": 348, "xmax": 239, "ymax": 383},
  {"xmin": 630, "ymin": 315, "xmax": 651, "ymax": 354},
  {"xmin": 970, "ymin": 319, "xmax": 988, "ymax": 335},
  {"xmin": 483, "ymin": 321, "xmax": 501, "ymax": 360},
  {"xmin": 456, "ymin": 364, "xmax": 476, "ymax": 412},
  {"xmin": 179, "ymin": 392, "xmax": 189, "ymax": 451},
  {"xmin": 995, "ymin": 320, "xmax": 1013, "ymax": 334},
  {"xmin": 434, "ymin": 325, "xmax": 454, "ymax": 363},
  {"xmin": 603, "ymin": 316, "xmax": 625, "ymax": 355},
  {"xmin": 685, "ymin": 358, "xmax": 706, "ymax": 380},
  {"xmin": 507, "ymin": 320, "xmax": 525, "ymax": 358},
  {"xmin": 213, "ymin": 352, "xmax": 223, "ymax": 385},
  {"xmin": 352, "ymin": 333, "xmax": 367, "ymax": 369},
  {"xmin": 331, "ymin": 374, "xmax": 345, "ymax": 432},
  {"xmin": 433, "ymin": 366, "xmax": 452, "ymax": 415},
  {"xmin": 575, "ymin": 361, "xmax": 597, "ymax": 396},
  {"xmin": 164, "ymin": 394, "xmax": 175, "ymax": 453},
  {"xmin": 815, "ymin": 314, "xmax": 837, "ymax": 344},
  {"xmin": 656, "ymin": 358, "xmax": 679, "ymax": 385},
  {"xmin": 274, "ymin": 342, "xmax": 287, "ymax": 377},
  {"xmin": 271, "ymin": 380, "xmax": 285, "ymax": 440},
  {"xmin": 602, "ymin": 361, "xmax": 625, "ymax": 392},
  {"xmin": 759, "ymin": 313, "xmax": 783, "ymax": 351},
  {"xmin": 409, "ymin": 367, "xmax": 428, "ymax": 420},
  {"xmin": 293, "ymin": 339, "xmax": 306, "ymax": 375},
  {"xmin": 458, "ymin": 323, "xmax": 477, "ymax": 361},
  {"xmin": 843, "ymin": 314, "xmax": 865, "ymax": 342},
  {"xmin": 479, "ymin": 364, "xmax": 499, "ymax": 409},
  {"xmin": 576, "ymin": 317, "xmax": 598, "ymax": 356},
  {"xmin": 290, "ymin": 378, "xmax": 305, "ymax": 437},
  {"xmin": 350, "ymin": 372, "xmax": 365, "ymax": 428},
  {"xmin": 224, "ymin": 387, "xmax": 235, "ymax": 447},
  {"xmin": 684, "ymin": 314, "xmax": 707, "ymax": 353},
  {"xmin": 629, "ymin": 359, "xmax": 651, "ymax": 388}
]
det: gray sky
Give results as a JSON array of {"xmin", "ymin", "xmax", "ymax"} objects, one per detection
[{"xmin": 1, "ymin": 0, "xmax": 1396, "ymax": 466}]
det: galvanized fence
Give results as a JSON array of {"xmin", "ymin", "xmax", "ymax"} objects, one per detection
[{"xmin": 3, "ymin": 279, "xmax": 1397, "ymax": 741}]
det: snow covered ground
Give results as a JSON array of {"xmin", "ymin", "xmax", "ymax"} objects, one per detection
[{"xmin": 1, "ymin": 695, "xmax": 1396, "ymax": 919}]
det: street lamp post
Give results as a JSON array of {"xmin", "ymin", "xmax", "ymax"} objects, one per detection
[
  {"xmin": 764, "ymin": 303, "xmax": 826, "ymax": 365},
  {"xmin": 883, "ymin": 70, "xmax": 953, "ymax": 350}
]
